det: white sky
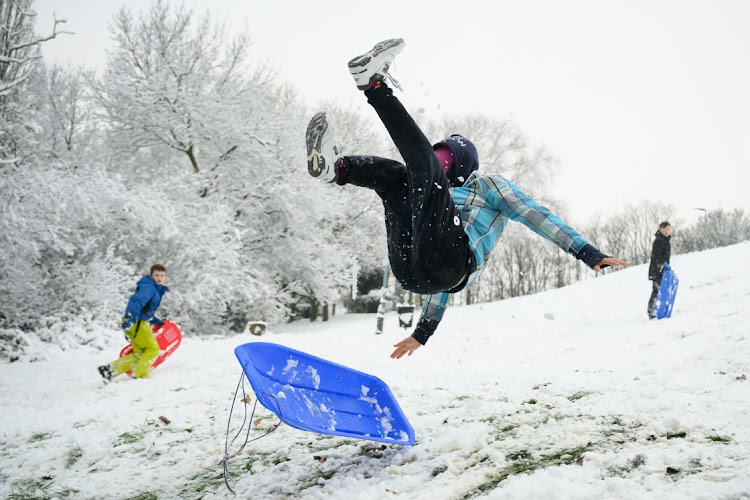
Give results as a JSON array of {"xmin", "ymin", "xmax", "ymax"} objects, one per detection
[{"xmin": 34, "ymin": 0, "xmax": 750, "ymax": 223}]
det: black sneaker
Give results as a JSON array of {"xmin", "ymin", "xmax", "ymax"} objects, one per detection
[{"xmin": 98, "ymin": 364, "xmax": 113, "ymax": 383}]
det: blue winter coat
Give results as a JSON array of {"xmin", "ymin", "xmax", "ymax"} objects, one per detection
[{"xmin": 122, "ymin": 275, "xmax": 168, "ymax": 331}]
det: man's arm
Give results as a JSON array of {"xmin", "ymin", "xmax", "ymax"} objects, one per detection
[
  {"xmin": 391, "ymin": 293, "xmax": 448, "ymax": 359},
  {"xmin": 483, "ymin": 175, "xmax": 618, "ymax": 270}
]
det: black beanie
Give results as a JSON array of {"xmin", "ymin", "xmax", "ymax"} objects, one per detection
[{"xmin": 433, "ymin": 134, "xmax": 479, "ymax": 187}]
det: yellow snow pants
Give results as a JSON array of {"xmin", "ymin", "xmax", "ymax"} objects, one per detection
[{"xmin": 111, "ymin": 321, "xmax": 159, "ymax": 378}]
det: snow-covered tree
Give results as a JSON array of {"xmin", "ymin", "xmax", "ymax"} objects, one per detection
[
  {"xmin": 0, "ymin": 0, "xmax": 71, "ymax": 164},
  {"xmin": 93, "ymin": 0, "xmax": 271, "ymax": 174},
  {"xmin": 677, "ymin": 208, "xmax": 750, "ymax": 253}
]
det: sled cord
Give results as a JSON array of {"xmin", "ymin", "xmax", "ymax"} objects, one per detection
[{"xmin": 220, "ymin": 365, "xmax": 282, "ymax": 495}]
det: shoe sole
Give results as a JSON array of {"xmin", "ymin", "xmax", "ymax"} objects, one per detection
[
  {"xmin": 348, "ymin": 38, "xmax": 405, "ymax": 90},
  {"xmin": 98, "ymin": 366, "xmax": 112, "ymax": 383},
  {"xmin": 306, "ymin": 111, "xmax": 329, "ymax": 178}
]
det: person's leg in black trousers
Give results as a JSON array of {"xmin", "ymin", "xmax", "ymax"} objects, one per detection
[
  {"xmin": 647, "ymin": 278, "xmax": 661, "ymax": 319},
  {"xmin": 339, "ymin": 83, "xmax": 472, "ymax": 295}
]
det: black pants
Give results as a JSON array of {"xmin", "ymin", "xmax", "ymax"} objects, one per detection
[
  {"xmin": 647, "ymin": 278, "xmax": 661, "ymax": 319},
  {"xmin": 341, "ymin": 85, "xmax": 474, "ymax": 295}
]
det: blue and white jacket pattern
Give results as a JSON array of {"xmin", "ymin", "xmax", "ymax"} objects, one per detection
[{"xmin": 411, "ymin": 172, "xmax": 608, "ymax": 344}]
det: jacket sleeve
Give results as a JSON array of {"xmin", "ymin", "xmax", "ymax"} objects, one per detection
[
  {"xmin": 484, "ymin": 175, "xmax": 607, "ymax": 269},
  {"xmin": 411, "ymin": 293, "xmax": 450, "ymax": 345},
  {"xmin": 648, "ymin": 238, "xmax": 666, "ymax": 279},
  {"xmin": 124, "ymin": 285, "xmax": 153, "ymax": 322}
]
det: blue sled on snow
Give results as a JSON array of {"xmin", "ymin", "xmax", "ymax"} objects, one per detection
[
  {"xmin": 234, "ymin": 342, "xmax": 415, "ymax": 445},
  {"xmin": 655, "ymin": 266, "xmax": 679, "ymax": 319}
]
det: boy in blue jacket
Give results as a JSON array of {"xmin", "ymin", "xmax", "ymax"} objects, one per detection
[
  {"xmin": 98, "ymin": 264, "xmax": 169, "ymax": 381},
  {"xmin": 306, "ymin": 39, "xmax": 628, "ymax": 359}
]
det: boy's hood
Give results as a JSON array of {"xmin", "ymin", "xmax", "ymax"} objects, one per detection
[{"xmin": 137, "ymin": 275, "xmax": 169, "ymax": 294}]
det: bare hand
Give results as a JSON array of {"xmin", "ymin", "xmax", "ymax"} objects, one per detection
[
  {"xmin": 391, "ymin": 336, "xmax": 422, "ymax": 359},
  {"xmin": 594, "ymin": 257, "xmax": 629, "ymax": 272}
]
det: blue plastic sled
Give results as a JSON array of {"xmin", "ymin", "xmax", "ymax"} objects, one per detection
[
  {"xmin": 655, "ymin": 269, "xmax": 679, "ymax": 319},
  {"xmin": 234, "ymin": 342, "xmax": 415, "ymax": 445}
]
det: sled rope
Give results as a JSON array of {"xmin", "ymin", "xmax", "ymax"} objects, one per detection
[{"xmin": 220, "ymin": 364, "xmax": 282, "ymax": 495}]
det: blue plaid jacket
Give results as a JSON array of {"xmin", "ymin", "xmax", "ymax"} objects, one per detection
[{"xmin": 411, "ymin": 172, "xmax": 607, "ymax": 345}]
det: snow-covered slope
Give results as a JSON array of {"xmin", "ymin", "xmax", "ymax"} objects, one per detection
[{"xmin": 2, "ymin": 243, "xmax": 749, "ymax": 499}]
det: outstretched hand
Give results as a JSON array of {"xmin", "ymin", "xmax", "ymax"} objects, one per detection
[
  {"xmin": 594, "ymin": 257, "xmax": 629, "ymax": 272},
  {"xmin": 391, "ymin": 336, "xmax": 421, "ymax": 359}
]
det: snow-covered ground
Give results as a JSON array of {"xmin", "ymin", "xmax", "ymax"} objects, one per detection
[{"xmin": 2, "ymin": 243, "xmax": 749, "ymax": 500}]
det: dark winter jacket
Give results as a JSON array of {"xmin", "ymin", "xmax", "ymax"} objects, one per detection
[
  {"xmin": 648, "ymin": 231, "xmax": 671, "ymax": 282},
  {"xmin": 122, "ymin": 275, "xmax": 168, "ymax": 331}
]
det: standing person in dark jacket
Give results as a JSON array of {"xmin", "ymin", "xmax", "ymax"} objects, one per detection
[
  {"xmin": 647, "ymin": 222, "xmax": 672, "ymax": 319},
  {"xmin": 98, "ymin": 264, "xmax": 169, "ymax": 381}
]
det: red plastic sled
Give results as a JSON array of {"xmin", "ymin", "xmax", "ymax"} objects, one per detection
[{"xmin": 119, "ymin": 320, "xmax": 182, "ymax": 376}]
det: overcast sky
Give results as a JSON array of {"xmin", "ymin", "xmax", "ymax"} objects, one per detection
[{"xmin": 34, "ymin": 0, "xmax": 750, "ymax": 224}]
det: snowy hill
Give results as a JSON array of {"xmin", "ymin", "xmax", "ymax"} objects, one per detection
[{"xmin": 1, "ymin": 243, "xmax": 749, "ymax": 499}]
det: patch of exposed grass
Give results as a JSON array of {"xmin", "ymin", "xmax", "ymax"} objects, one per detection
[
  {"xmin": 124, "ymin": 492, "xmax": 158, "ymax": 500},
  {"xmin": 462, "ymin": 463, "xmax": 529, "ymax": 498},
  {"xmin": 666, "ymin": 431, "xmax": 687, "ymax": 439},
  {"xmin": 432, "ymin": 465, "xmax": 448, "ymax": 477},
  {"xmin": 64, "ymin": 441, "xmax": 83, "ymax": 468},
  {"xmin": 299, "ymin": 467, "xmax": 337, "ymax": 490},
  {"xmin": 7, "ymin": 478, "xmax": 79, "ymax": 500},
  {"xmin": 480, "ymin": 416, "xmax": 496, "ymax": 424},
  {"xmin": 180, "ymin": 468, "xmax": 227, "ymax": 497},
  {"xmin": 610, "ymin": 466, "xmax": 632, "ymax": 477},
  {"xmin": 523, "ymin": 399, "xmax": 537, "ymax": 405},
  {"xmin": 506, "ymin": 450, "xmax": 532, "ymax": 461},
  {"xmin": 604, "ymin": 428, "xmax": 626, "ymax": 437},
  {"xmin": 609, "ymin": 456, "xmax": 647, "ymax": 478},
  {"xmin": 29, "ymin": 432, "xmax": 52, "ymax": 443},
  {"xmin": 114, "ymin": 427, "xmax": 148, "ymax": 447},
  {"xmin": 567, "ymin": 391, "xmax": 591, "ymax": 402},
  {"xmin": 315, "ymin": 467, "xmax": 335, "ymax": 480},
  {"xmin": 462, "ymin": 444, "xmax": 593, "ymax": 498},
  {"xmin": 494, "ymin": 424, "xmax": 518, "ymax": 440},
  {"xmin": 244, "ymin": 457, "xmax": 259, "ymax": 471},
  {"xmin": 541, "ymin": 445, "xmax": 588, "ymax": 465},
  {"xmin": 709, "ymin": 434, "xmax": 731, "ymax": 443},
  {"xmin": 454, "ymin": 395, "xmax": 471, "ymax": 401}
]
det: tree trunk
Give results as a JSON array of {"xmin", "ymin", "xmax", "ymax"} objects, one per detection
[
  {"xmin": 186, "ymin": 145, "xmax": 199, "ymax": 173},
  {"xmin": 322, "ymin": 303, "xmax": 329, "ymax": 322},
  {"xmin": 310, "ymin": 298, "xmax": 318, "ymax": 321}
]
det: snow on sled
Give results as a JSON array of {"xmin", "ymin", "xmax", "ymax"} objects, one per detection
[
  {"xmin": 234, "ymin": 342, "xmax": 415, "ymax": 445},
  {"xmin": 119, "ymin": 320, "xmax": 182, "ymax": 376},
  {"xmin": 655, "ymin": 268, "xmax": 679, "ymax": 319}
]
